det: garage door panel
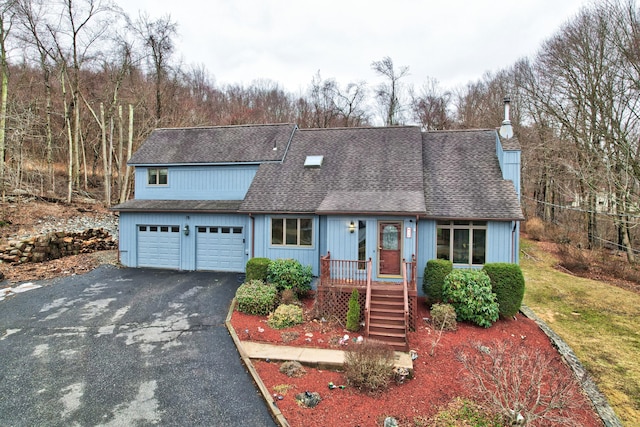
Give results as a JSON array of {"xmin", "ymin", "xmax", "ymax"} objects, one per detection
[
  {"xmin": 138, "ymin": 225, "xmax": 181, "ymax": 269},
  {"xmin": 196, "ymin": 226, "xmax": 244, "ymax": 271}
]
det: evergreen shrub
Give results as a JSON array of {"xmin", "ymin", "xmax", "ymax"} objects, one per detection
[
  {"xmin": 267, "ymin": 258, "xmax": 313, "ymax": 296},
  {"xmin": 423, "ymin": 259, "xmax": 453, "ymax": 303},
  {"xmin": 235, "ymin": 280, "xmax": 277, "ymax": 315},
  {"xmin": 482, "ymin": 263, "xmax": 525, "ymax": 318},
  {"xmin": 443, "ymin": 269, "xmax": 499, "ymax": 328},
  {"xmin": 346, "ymin": 289, "xmax": 361, "ymax": 332},
  {"xmin": 267, "ymin": 304, "xmax": 304, "ymax": 329},
  {"xmin": 246, "ymin": 257, "xmax": 271, "ymax": 281}
]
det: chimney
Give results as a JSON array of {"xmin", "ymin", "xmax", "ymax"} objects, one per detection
[{"xmin": 499, "ymin": 96, "xmax": 513, "ymax": 139}]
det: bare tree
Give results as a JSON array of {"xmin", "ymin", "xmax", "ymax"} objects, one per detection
[
  {"xmin": 410, "ymin": 77, "xmax": 452, "ymax": 130},
  {"xmin": 371, "ymin": 56, "xmax": 409, "ymax": 126},
  {"xmin": 130, "ymin": 12, "xmax": 177, "ymax": 125},
  {"xmin": 457, "ymin": 340, "xmax": 581, "ymax": 426},
  {"xmin": 0, "ymin": 0, "xmax": 16, "ymax": 201}
]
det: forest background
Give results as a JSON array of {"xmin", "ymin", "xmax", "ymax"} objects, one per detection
[{"xmin": 0, "ymin": 0, "xmax": 639, "ymax": 261}]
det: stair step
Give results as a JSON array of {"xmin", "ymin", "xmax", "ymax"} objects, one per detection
[
  {"xmin": 370, "ymin": 306, "xmax": 404, "ymax": 314},
  {"xmin": 369, "ymin": 323, "xmax": 407, "ymax": 337},
  {"xmin": 370, "ymin": 314, "xmax": 405, "ymax": 323}
]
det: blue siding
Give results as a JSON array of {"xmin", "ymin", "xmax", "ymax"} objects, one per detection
[
  {"xmin": 324, "ymin": 216, "xmax": 417, "ymax": 283},
  {"xmin": 119, "ymin": 212, "xmax": 249, "ymax": 271},
  {"xmin": 252, "ymin": 215, "xmax": 320, "ymax": 275},
  {"xmin": 415, "ymin": 220, "xmax": 516, "ymax": 296},
  {"xmin": 487, "ymin": 221, "xmax": 517, "ymax": 263},
  {"xmin": 502, "ymin": 151, "xmax": 521, "ymax": 198},
  {"xmin": 135, "ymin": 165, "xmax": 258, "ymax": 200},
  {"xmin": 495, "ymin": 135, "xmax": 521, "ymax": 198}
]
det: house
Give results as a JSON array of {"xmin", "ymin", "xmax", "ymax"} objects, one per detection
[{"xmin": 113, "ymin": 108, "xmax": 523, "ymax": 349}]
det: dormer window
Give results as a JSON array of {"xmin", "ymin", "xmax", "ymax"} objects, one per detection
[{"xmin": 148, "ymin": 168, "xmax": 168, "ymax": 185}]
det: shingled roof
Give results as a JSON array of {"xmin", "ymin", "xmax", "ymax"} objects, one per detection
[
  {"xmin": 119, "ymin": 124, "xmax": 523, "ymax": 220},
  {"xmin": 127, "ymin": 123, "xmax": 296, "ymax": 165},
  {"xmin": 422, "ymin": 129, "xmax": 523, "ymax": 220},
  {"xmin": 239, "ymin": 126, "xmax": 426, "ymax": 214}
]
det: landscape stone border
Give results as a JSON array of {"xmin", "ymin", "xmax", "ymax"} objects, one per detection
[{"xmin": 520, "ymin": 305, "xmax": 622, "ymax": 427}]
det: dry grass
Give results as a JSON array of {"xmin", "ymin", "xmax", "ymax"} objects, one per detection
[{"xmin": 521, "ymin": 238, "xmax": 640, "ymax": 425}]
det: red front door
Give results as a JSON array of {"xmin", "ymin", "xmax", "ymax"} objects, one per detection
[{"xmin": 379, "ymin": 221, "xmax": 402, "ymax": 276}]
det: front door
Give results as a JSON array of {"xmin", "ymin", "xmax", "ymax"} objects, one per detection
[{"xmin": 378, "ymin": 221, "xmax": 402, "ymax": 276}]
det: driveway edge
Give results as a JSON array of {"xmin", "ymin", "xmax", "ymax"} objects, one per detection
[
  {"xmin": 225, "ymin": 298, "xmax": 290, "ymax": 427},
  {"xmin": 520, "ymin": 305, "xmax": 622, "ymax": 427}
]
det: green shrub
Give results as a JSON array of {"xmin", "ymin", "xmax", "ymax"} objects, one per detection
[
  {"xmin": 429, "ymin": 398, "xmax": 502, "ymax": 427},
  {"xmin": 344, "ymin": 340, "xmax": 394, "ymax": 394},
  {"xmin": 482, "ymin": 263, "xmax": 525, "ymax": 318},
  {"xmin": 430, "ymin": 303, "xmax": 457, "ymax": 331},
  {"xmin": 267, "ymin": 258, "xmax": 313, "ymax": 296},
  {"xmin": 346, "ymin": 289, "xmax": 361, "ymax": 332},
  {"xmin": 267, "ymin": 304, "xmax": 304, "ymax": 329},
  {"xmin": 443, "ymin": 269, "xmax": 499, "ymax": 328},
  {"xmin": 235, "ymin": 280, "xmax": 278, "ymax": 315},
  {"xmin": 423, "ymin": 259, "xmax": 453, "ymax": 303},
  {"xmin": 246, "ymin": 257, "xmax": 271, "ymax": 281}
]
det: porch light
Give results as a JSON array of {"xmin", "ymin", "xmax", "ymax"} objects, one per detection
[
  {"xmin": 349, "ymin": 221, "xmax": 356, "ymax": 233},
  {"xmin": 183, "ymin": 224, "xmax": 190, "ymax": 236}
]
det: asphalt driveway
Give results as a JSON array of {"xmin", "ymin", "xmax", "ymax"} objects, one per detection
[{"xmin": 0, "ymin": 266, "xmax": 276, "ymax": 426}]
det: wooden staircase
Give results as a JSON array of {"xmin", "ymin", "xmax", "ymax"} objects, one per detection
[{"xmin": 366, "ymin": 286, "xmax": 408, "ymax": 351}]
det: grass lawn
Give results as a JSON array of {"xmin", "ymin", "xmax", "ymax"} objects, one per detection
[{"xmin": 520, "ymin": 238, "xmax": 640, "ymax": 425}]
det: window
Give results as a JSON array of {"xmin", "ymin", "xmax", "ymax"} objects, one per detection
[
  {"xmin": 148, "ymin": 168, "xmax": 168, "ymax": 185},
  {"xmin": 271, "ymin": 218, "xmax": 313, "ymax": 247},
  {"xmin": 436, "ymin": 221, "xmax": 487, "ymax": 265},
  {"xmin": 358, "ymin": 220, "xmax": 367, "ymax": 269}
]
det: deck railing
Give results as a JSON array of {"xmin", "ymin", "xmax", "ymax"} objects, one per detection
[
  {"xmin": 364, "ymin": 258, "xmax": 372, "ymax": 338},
  {"xmin": 320, "ymin": 251, "xmax": 370, "ymax": 287}
]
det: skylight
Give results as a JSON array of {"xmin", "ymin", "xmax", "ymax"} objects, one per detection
[{"xmin": 304, "ymin": 155, "xmax": 324, "ymax": 168}]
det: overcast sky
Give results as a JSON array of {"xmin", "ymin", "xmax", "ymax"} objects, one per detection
[{"xmin": 118, "ymin": 0, "xmax": 590, "ymax": 94}]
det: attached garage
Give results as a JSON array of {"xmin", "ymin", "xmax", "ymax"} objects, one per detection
[
  {"xmin": 196, "ymin": 226, "xmax": 245, "ymax": 271},
  {"xmin": 137, "ymin": 225, "xmax": 181, "ymax": 269}
]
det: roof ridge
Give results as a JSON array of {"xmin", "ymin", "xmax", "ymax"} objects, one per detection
[
  {"xmin": 153, "ymin": 123, "xmax": 295, "ymax": 131},
  {"xmin": 425, "ymin": 128, "xmax": 495, "ymax": 134},
  {"xmin": 299, "ymin": 125, "xmax": 420, "ymax": 132}
]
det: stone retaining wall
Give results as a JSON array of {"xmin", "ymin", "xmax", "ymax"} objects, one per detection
[{"xmin": 0, "ymin": 229, "xmax": 116, "ymax": 264}]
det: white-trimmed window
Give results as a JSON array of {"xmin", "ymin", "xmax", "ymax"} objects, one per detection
[
  {"xmin": 436, "ymin": 220, "xmax": 487, "ymax": 265},
  {"xmin": 271, "ymin": 218, "xmax": 313, "ymax": 247},
  {"xmin": 148, "ymin": 168, "xmax": 168, "ymax": 185}
]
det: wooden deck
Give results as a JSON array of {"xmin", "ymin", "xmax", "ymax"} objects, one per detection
[{"xmin": 317, "ymin": 252, "xmax": 419, "ymax": 336}]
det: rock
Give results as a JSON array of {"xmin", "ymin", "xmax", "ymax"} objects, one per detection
[
  {"xmin": 384, "ymin": 417, "xmax": 399, "ymax": 427},
  {"xmin": 295, "ymin": 391, "xmax": 321, "ymax": 408}
]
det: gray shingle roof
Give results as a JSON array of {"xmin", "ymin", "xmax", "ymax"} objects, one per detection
[
  {"xmin": 121, "ymin": 124, "xmax": 523, "ymax": 220},
  {"xmin": 422, "ymin": 130, "xmax": 524, "ymax": 220},
  {"xmin": 239, "ymin": 126, "xmax": 426, "ymax": 214},
  {"xmin": 127, "ymin": 123, "xmax": 296, "ymax": 165},
  {"xmin": 112, "ymin": 199, "xmax": 242, "ymax": 212}
]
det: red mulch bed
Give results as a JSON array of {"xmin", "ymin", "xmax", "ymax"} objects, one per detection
[{"xmin": 230, "ymin": 296, "xmax": 603, "ymax": 427}]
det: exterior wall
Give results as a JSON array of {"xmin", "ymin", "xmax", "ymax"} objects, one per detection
[
  {"xmin": 324, "ymin": 216, "xmax": 418, "ymax": 283},
  {"xmin": 252, "ymin": 215, "xmax": 321, "ymax": 276},
  {"xmin": 415, "ymin": 219, "xmax": 517, "ymax": 296},
  {"xmin": 134, "ymin": 165, "xmax": 258, "ymax": 200},
  {"xmin": 495, "ymin": 135, "xmax": 521, "ymax": 197},
  {"xmin": 119, "ymin": 212, "xmax": 250, "ymax": 270}
]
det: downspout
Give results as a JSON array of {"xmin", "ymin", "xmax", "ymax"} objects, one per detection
[
  {"xmin": 249, "ymin": 213, "xmax": 255, "ymax": 259},
  {"xmin": 415, "ymin": 215, "xmax": 419, "ymax": 292},
  {"xmin": 511, "ymin": 221, "xmax": 517, "ymax": 263}
]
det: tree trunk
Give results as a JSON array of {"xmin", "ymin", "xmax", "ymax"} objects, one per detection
[
  {"xmin": 119, "ymin": 104, "xmax": 134, "ymax": 203},
  {"xmin": 100, "ymin": 103, "xmax": 109, "ymax": 205}
]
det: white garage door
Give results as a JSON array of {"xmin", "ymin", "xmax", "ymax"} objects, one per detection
[
  {"xmin": 196, "ymin": 226, "xmax": 245, "ymax": 271},
  {"xmin": 137, "ymin": 225, "xmax": 181, "ymax": 269}
]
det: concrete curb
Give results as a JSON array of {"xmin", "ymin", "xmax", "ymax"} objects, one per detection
[
  {"xmin": 519, "ymin": 305, "xmax": 622, "ymax": 427},
  {"xmin": 225, "ymin": 298, "xmax": 290, "ymax": 427}
]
